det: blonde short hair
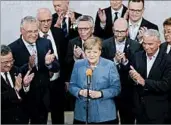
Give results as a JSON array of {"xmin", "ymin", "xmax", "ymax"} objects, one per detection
[{"xmin": 83, "ymin": 37, "xmax": 102, "ymax": 51}]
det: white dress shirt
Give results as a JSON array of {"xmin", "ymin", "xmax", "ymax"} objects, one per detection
[
  {"xmin": 22, "ymin": 37, "xmax": 38, "ymax": 70},
  {"xmin": 166, "ymin": 44, "xmax": 171, "ymax": 54},
  {"xmin": 146, "ymin": 49, "xmax": 159, "ymax": 77},
  {"xmin": 100, "ymin": 5, "xmax": 123, "ymax": 29},
  {"xmin": 128, "ymin": 18, "xmax": 142, "ymax": 40},
  {"xmin": 1, "ymin": 72, "xmax": 21, "ymax": 99},
  {"xmin": 39, "ymin": 30, "xmax": 60, "ymax": 81}
]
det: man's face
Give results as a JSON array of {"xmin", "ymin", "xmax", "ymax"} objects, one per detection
[
  {"xmin": 78, "ymin": 21, "xmax": 93, "ymax": 41},
  {"xmin": 1, "ymin": 52, "xmax": 14, "ymax": 72},
  {"xmin": 164, "ymin": 25, "xmax": 171, "ymax": 44},
  {"xmin": 142, "ymin": 35, "xmax": 160, "ymax": 56},
  {"xmin": 38, "ymin": 12, "xmax": 52, "ymax": 33},
  {"xmin": 20, "ymin": 22, "xmax": 39, "ymax": 44},
  {"xmin": 128, "ymin": 1, "xmax": 144, "ymax": 22},
  {"xmin": 113, "ymin": 22, "xmax": 128, "ymax": 42},
  {"xmin": 110, "ymin": 0, "xmax": 123, "ymax": 11},
  {"xmin": 53, "ymin": 0, "xmax": 69, "ymax": 15}
]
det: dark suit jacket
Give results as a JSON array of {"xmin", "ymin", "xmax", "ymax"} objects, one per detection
[
  {"xmin": 65, "ymin": 37, "xmax": 83, "ymax": 82},
  {"xmin": 128, "ymin": 18, "xmax": 159, "ymax": 41},
  {"xmin": 131, "ymin": 49, "xmax": 171, "ymax": 123},
  {"xmin": 160, "ymin": 42, "xmax": 171, "ymax": 123},
  {"xmin": 8, "ymin": 37, "xmax": 60, "ymax": 112},
  {"xmin": 1, "ymin": 66, "xmax": 28, "ymax": 124},
  {"xmin": 102, "ymin": 37, "xmax": 141, "ymax": 99},
  {"xmin": 160, "ymin": 42, "xmax": 171, "ymax": 55},
  {"xmin": 52, "ymin": 12, "xmax": 82, "ymax": 40},
  {"xmin": 94, "ymin": 5, "xmax": 127, "ymax": 40},
  {"xmin": 50, "ymin": 27, "xmax": 66, "ymax": 82}
]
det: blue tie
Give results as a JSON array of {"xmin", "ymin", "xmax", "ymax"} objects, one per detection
[{"xmin": 62, "ymin": 18, "xmax": 68, "ymax": 38}]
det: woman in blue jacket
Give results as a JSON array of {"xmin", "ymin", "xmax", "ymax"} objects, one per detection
[{"xmin": 69, "ymin": 37, "xmax": 121, "ymax": 124}]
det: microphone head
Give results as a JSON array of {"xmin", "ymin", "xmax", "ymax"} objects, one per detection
[{"xmin": 86, "ymin": 68, "xmax": 92, "ymax": 76}]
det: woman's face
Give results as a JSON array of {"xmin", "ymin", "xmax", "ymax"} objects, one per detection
[{"xmin": 85, "ymin": 44, "xmax": 101, "ymax": 66}]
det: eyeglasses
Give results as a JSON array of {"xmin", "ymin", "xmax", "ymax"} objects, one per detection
[
  {"xmin": 129, "ymin": 8, "xmax": 143, "ymax": 13},
  {"xmin": 23, "ymin": 28, "xmax": 39, "ymax": 34},
  {"xmin": 39, "ymin": 19, "xmax": 52, "ymax": 24},
  {"xmin": 1, "ymin": 59, "xmax": 15, "ymax": 65},
  {"xmin": 78, "ymin": 27, "xmax": 92, "ymax": 32},
  {"xmin": 113, "ymin": 30, "xmax": 127, "ymax": 35},
  {"xmin": 164, "ymin": 30, "xmax": 171, "ymax": 34}
]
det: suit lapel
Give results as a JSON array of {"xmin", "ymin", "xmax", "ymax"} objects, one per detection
[
  {"xmin": 138, "ymin": 52, "xmax": 147, "ymax": 78},
  {"xmin": 106, "ymin": 7, "xmax": 113, "ymax": 28},
  {"xmin": 112, "ymin": 37, "xmax": 117, "ymax": 55},
  {"xmin": 148, "ymin": 50, "xmax": 163, "ymax": 78},
  {"xmin": 19, "ymin": 37, "xmax": 32, "ymax": 57}
]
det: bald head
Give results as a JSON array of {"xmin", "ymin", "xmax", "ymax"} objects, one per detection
[
  {"xmin": 113, "ymin": 18, "xmax": 128, "ymax": 42},
  {"xmin": 113, "ymin": 18, "xmax": 128, "ymax": 30},
  {"xmin": 37, "ymin": 8, "xmax": 52, "ymax": 20},
  {"xmin": 37, "ymin": 8, "xmax": 52, "ymax": 33}
]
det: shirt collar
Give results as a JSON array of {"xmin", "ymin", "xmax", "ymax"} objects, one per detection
[
  {"xmin": 146, "ymin": 48, "xmax": 159, "ymax": 60},
  {"xmin": 22, "ymin": 36, "xmax": 36, "ymax": 47},
  {"xmin": 39, "ymin": 29, "xmax": 51, "ymax": 38},
  {"xmin": 129, "ymin": 18, "xmax": 143, "ymax": 27},
  {"xmin": 111, "ymin": 5, "xmax": 123, "ymax": 16},
  {"xmin": 115, "ymin": 38, "xmax": 126, "ymax": 45}
]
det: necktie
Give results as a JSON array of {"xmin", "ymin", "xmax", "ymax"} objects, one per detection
[
  {"xmin": 62, "ymin": 17, "xmax": 68, "ymax": 37},
  {"xmin": 4, "ymin": 72, "xmax": 10, "ymax": 85},
  {"xmin": 29, "ymin": 44, "xmax": 38, "ymax": 68},
  {"xmin": 114, "ymin": 12, "xmax": 118, "ymax": 22},
  {"xmin": 43, "ymin": 33, "xmax": 48, "ymax": 39}
]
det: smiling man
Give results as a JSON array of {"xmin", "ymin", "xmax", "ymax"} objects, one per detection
[
  {"xmin": 129, "ymin": 29, "xmax": 171, "ymax": 123},
  {"xmin": 94, "ymin": 0, "xmax": 127, "ymax": 39},
  {"xmin": 127, "ymin": 0, "xmax": 158, "ymax": 42},
  {"xmin": 102, "ymin": 18, "xmax": 141, "ymax": 124}
]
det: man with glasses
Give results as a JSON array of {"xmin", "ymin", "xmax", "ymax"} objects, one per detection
[
  {"xmin": 160, "ymin": 17, "xmax": 171, "ymax": 123},
  {"xmin": 65, "ymin": 15, "xmax": 95, "ymax": 111},
  {"xmin": 94, "ymin": 0, "xmax": 127, "ymax": 40},
  {"xmin": 127, "ymin": 0, "xmax": 158, "ymax": 42},
  {"xmin": 36, "ymin": 8, "xmax": 66, "ymax": 124},
  {"xmin": 1, "ymin": 45, "xmax": 34, "ymax": 124},
  {"xmin": 8, "ymin": 16, "xmax": 60, "ymax": 124},
  {"xmin": 102, "ymin": 18, "xmax": 141, "ymax": 124}
]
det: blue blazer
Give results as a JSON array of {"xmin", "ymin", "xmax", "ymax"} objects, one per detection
[{"xmin": 69, "ymin": 57, "xmax": 121, "ymax": 123}]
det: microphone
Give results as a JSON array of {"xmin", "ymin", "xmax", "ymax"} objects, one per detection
[{"xmin": 86, "ymin": 68, "xmax": 93, "ymax": 85}]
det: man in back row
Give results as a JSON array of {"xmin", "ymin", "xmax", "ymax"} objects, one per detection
[{"xmin": 36, "ymin": 8, "xmax": 66, "ymax": 124}]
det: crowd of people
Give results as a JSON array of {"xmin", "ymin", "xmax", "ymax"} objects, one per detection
[{"xmin": 1, "ymin": 0, "xmax": 171, "ymax": 124}]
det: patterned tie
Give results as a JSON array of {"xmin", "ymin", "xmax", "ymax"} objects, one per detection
[
  {"xmin": 4, "ymin": 72, "xmax": 10, "ymax": 85},
  {"xmin": 29, "ymin": 44, "xmax": 38, "ymax": 68},
  {"xmin": 114, "ymin": 12, "xmax": 118, "ymax": 22},
  {"xmin": 62, "ymin": 17, "xmax": 68, "ymax": 37}
]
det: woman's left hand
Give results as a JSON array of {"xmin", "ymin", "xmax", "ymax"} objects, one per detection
[{"xmin": 89, "ymin": 90, "xmax": 102, "ymax": 99}]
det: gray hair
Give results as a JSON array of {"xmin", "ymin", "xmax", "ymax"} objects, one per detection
[
  {"xmin": 1, "ymin": 45, "xmax": 12, "ymax": 56},
  {"xmin": 76, "ymin": 15, "xmax": 94, "ymax": 27},
  {"xmin": 20, "ymin": 16, "xmax": 37, "ymax": 28},
  {"xmin": 36, "ymin": 8, "xmax": 52, "ymax": 20},
  {"xmin": 143, "ymin": 29, "xmax": 160, "ymax": 40}
]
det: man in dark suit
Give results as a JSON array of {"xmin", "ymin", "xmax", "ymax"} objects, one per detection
[
  {"xmin": 129, "ymin": 29, "xmax": 171, "ymax": 123},
  {"xmin": 36, "ymin": 8, "xmax": 65, "ymax": 124},
  {"xmin": 65, "ymin": 15, "xmax": 95, "ymax": 111},
  {"xmin": 94, "ymin": 0, "xmax": 127, "ymax": 39},
  {"xmin": 102, "ymin": 18, "xmax": 141, "ymax": 124},
  {"xmin": 160, "ymin": 17, "xmax": 171, "ymax": 123},
  {"xmin": 1, "ymin": 45, "xmax": 34, "ymax": 124},
  {"xmin": 127, "ymin": 0, "xmax": 158, "ymax": 42},
  {"xmin": 52, "ymin": 0, "xmax": 82, "ymax": 40},
  {"xmin": 9, "ymin": 16, "xmax": 60, "ymax": 124}
]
